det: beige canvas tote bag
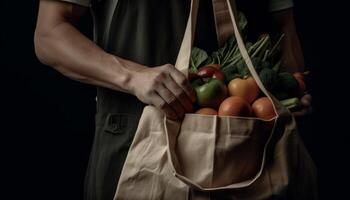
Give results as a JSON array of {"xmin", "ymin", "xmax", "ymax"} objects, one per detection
[{"xmin": 114, "ymin": 0, "xmax": 317, "ymax": 199}]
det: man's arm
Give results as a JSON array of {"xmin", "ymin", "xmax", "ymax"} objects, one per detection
[
  {"xmin": 34, "ymin": 0, "xmax": 195, "ymax": 119},
  {"xmin": 35, "ymin": 1, "xmax": 137, "ymax": 92},
  {"xmin": 272, "ymin": 8, "xmax": 305, "ymax": 72}
]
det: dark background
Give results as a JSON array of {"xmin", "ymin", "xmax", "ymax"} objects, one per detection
[{"xmin": 1, "ymin": 0, "xmax": 348, "ymax": 199}]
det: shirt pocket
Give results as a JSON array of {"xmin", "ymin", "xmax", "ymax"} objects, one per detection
[{"xmin": 103, "ymin": 113, "xmax": 139, "ymax": 135}]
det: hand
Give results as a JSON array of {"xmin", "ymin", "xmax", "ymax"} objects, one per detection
[
  {"xmin": 130, "ymin": 64, "xmax": 196, "ymax": 120},
  {"xmin": 292, "ymin": 94, "xmax": 312, "ymax": 118}
]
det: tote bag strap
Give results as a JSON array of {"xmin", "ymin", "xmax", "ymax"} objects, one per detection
[{"xmin": 174, "ymin": 0, "xmax": 199, "ymax": 77}]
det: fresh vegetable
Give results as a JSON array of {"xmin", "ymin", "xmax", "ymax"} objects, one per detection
[
  {"xmin": 190, "ymin": 47, "xmax": 208, "ymax": 73},
  {"xmin": 192, "ymin": 78, "xmax": 228, "ymax": 109},
  {"xmin": 280, "ymin": 97, "xmax": 301, "ymax": 110},
  {"xmin": 237, "ymin": 11, "xmax": 248, "ymax": 32},
  {"xmin": 195, "ymin": 108, "xmax": 218, "ymax": 115},
  {"xmin": 250, "ymin": 34, "xmax": 271, "ymax": 60},
  {"xmin": 236, "ymin": 59, "xmax": 250, "ymax": 77},
  {"xmin": 259, "ymin": 68, "xmax": 278, "ymax": 91},
  {"xmin": 277, "ymin": 72, "xmax": 299, "ymax": 91},
  {"xmin": 197, "ymin": 66, "xmax": 225, "ymax": 81},
  {"xmin": 189, "ymin": 11, "xmax": 309, "ymax": 116},
  {"xmin": 272, "ymin": 60, "xmax": 281, "ymax": 73},
  {"xmin": 228, "ymin": 77, "xmax": 260, "ymax": 103},
  {"xmin": 273, "ymin": 90, "xmax": 291, "ymax": 101},
  {"xmin": 218, "ymin": 96, "xmax": 252, "ymax": 117},
  {"xmin": 252, "ymin": 97, "xmax": 276, "ymax": 120},
  {"xmin": 220, "ymin": 65, "xmax": 239, "ymax": 84}
]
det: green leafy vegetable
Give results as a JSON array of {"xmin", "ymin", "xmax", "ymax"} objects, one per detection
[
  {"xmin": 259, "ymin": 68, "xmax": 278, "ymax": 91},
  {"xmin": 221, "ymin": 64, "xmax": 239, "ymax": 84},
  {"xmin": 280, "ymin": 97, "xmax": 301, "ymax": 111},
  {"xmin": 190, "ymin": 47, "xmax": 208, "ymax": 72},
  {"xmin": 238, "ymin": 11, "xmax": 248, "ymax": 32},
  {"xmin": 273, "ymin": 90, "xmax": 291, "ymax": 101},
  {"xmin": 278, "ymin": 72, "xmax": 299, "ymax": 91}
]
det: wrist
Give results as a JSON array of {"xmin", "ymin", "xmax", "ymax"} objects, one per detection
[{"xmin": 105, "ymin": 53, "xmax": 146, "ymax": 94}]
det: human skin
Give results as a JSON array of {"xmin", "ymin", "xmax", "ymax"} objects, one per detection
[
  {"xmin": 34, "ymin": 1, "xmax": 196, "ymax": 120},
  {"xmin": 34, "ymin": 1, "xmax": 310, "ymax": 119}
]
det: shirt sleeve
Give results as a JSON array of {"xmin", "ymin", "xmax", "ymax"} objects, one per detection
[
  {"xmin": 269, "ymin": 0, "xmax": 294, "ymax": 12},
  {"xmin": 55, "ymin": 0, "xmax": 91, "ymax": 7}
]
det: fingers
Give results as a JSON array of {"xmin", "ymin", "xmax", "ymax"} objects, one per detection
[
  {"xmin": 291, "ymin": 93, "xmax": 313, "ymax": 118},
  {"xmin": 137, "ymin": 64, "xmax": 196, "ymax": 119},
  {"xmin": 292, "ymin": 108, "xmax": 308, "ymax": 118},
  {"xmin": 292, "ymin": 107, "xmax": 312, "ymax": 118},
  {"xmin": 168, "ymin": 66, "xmax": 197, "ymax": 103},
  {"xmin": 154, "ymin": 64, "xmax": 196, "ymax": 119},
  {"xmin": 152, "ymin": 92, "xmax": 178, "ymax": 120},
  {"xmin": 164, "ymin": 76, "xmax": 194, "ymax": 114},
  {"xmin": 301, "ymin": 94, "xmax": 312, "ymax": 107},
  {"xmin": 156, "ymin": 84, "xmax": 186, "ymax": 120}
]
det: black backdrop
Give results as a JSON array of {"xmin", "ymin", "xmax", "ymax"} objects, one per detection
[{"xmin": 1, "ymin": 0, "xmax": 349, "ymax": 199}]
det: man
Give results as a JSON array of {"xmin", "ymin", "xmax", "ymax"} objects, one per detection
[{"xmin": 34, "ymin": 0, "xmax": 310, "ymax": 199}]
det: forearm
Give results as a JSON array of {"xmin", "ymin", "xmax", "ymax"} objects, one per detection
[
  {"xmin": 272, "ymin": 8, "xmax": 305, "ymax": 72},
  {"xmin": 34, "ymin": 18, "xmax": 145, "ymax": 93}
]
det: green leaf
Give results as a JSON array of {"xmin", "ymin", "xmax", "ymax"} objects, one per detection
[
  {"xmin": 268, "ymin": 33, "xmax": 284, "ymax": 64},
  {"xmin": 226, "ymin": 35, "xmax": 237, "ymax": 49},
  {"xmin": 210, "ymin": 51, "xmax": 221, "ymax": 66},
  {"xmin": 280, "ymin": 97, "xmax": 300, "ymax": 107},
  {"xmin": 248, "ymin": 34, "xmax": 268, "ymax": 57},
  {"xmin": 236, "ymin": 59, "xmax": 250, "ymax": 77},
  {"xmin": 203, "ymin": 55, "xmax": 214, "ymax": 65},
  {"xmin": 262, "ymin": 50, "xmax": 270, "ymax": 62},
  {"xmin": 278, "ymin": 72, "xmax": 299, "ymax": 91},
  {"xmin": 221, "ymin": 63, "xmax": 239, "ymax": 83},
  {"xmin": 251, "ymin": 57, "xmax": 267, "ymax": 73},
  {"xmin": 189, "ymin": 64, "xmax": 198, "ymax": 74},
  {"xmin": 269, "ymin": 33, "xmax": 285, "ymax": 58},
  {"xmin": 238, "ymin": 11, "xmax": 248, "ymax": 32},
  {"xmin": 272, "ymin": 60, "xmax": 281, "ymax": 72},
  {"xmin": 272, "ymin": 90, "xmax": 291, "ymax": 101},
  {"xmin": 259, "ymin": 67, "xmax": 278, "ymax": 91},
  {"xmin": 251, "ymin": 34, "xmax": 271, "ymax": 60},
  {"xmin": 190, "ymin": 47, "xmax": 208, "ymax": 69}
]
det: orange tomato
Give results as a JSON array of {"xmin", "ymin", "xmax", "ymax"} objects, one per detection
[
  {"xmin": 218, "ymin": 96, "xmax": 252, "ymax": 117},
  {"xmin": 195, "ymin": 108, "xmax": 218, "ymax": 115},
  {"xmin": 228, "ymin": 77, "xmax": 260, "ymax": 103},
  {"xmin": 252, "ymin": 97, "xmax": 276, "ymax": 120}
]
